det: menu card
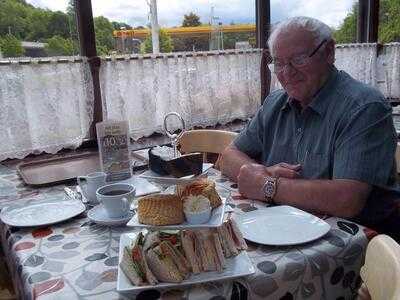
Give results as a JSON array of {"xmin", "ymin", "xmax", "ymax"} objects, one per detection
[{"xmin": 96, "ymin": 120, "xmax": 132, "ymax": 182}]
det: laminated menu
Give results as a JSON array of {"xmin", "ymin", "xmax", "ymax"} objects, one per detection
[{"xmin": 96, "ymin": 120, "xmax": 132, "ymax": 181}]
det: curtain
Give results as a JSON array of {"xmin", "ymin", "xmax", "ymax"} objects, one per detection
[
  {"xmin": 99, "ymin": 50, "xmax": 261, "ymax": 140},
  {"xmin": 0, "ymin": 59, "xmax": 94, "ymax": 161},
  {"xmin": 377, "ymin": 43, "xmax": 400, "ymax": 99},
  {"xmin": 335, "ymin": 43, "xmax": 378, "ymax": 86}
]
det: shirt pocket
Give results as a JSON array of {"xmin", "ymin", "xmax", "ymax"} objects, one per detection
[{"xmin": 302, "ymin": 152, "xmax": 331, "ymax": 179}]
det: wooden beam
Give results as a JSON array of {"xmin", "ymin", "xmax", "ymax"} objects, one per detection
[
  {"xmin": 357, "ymin": 0, "xmax": 368, "ymax": 43},
  {"xmin": 74, "ymin": 0, "xmax": 103, "ymax": 139},
  {"xmin": 256, "ymin": 0, "xmax": 271, "ymax": 48},
  {"xmin": 367, "ymin": 0, "xmax": 379, "ymax": 43},
  {"xmin": 256, "ymin": 0, "xmax": 272, "ymax": 104}
]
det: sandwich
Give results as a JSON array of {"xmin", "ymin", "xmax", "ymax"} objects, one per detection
[
  {"xmin": 146, "ymin": 244, "xmax": 184, "ymax": 283},
  {"xmin": 119, "ymin": 232, "xmax": 158, "ymax": 286},
  {"xmin": 159, "ymin": 240, "xmax": 191, "ymax": 278},
  {"xmin": 227, "ymin": 218, "xmax": 248, "ymax": 250},
  {"xmin": 180, "ymin": 230, "xmax": 202, "ymax": 274}
]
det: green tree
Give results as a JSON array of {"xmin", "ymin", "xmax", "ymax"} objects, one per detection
[
  {"xmin": 48, "ymin": 11, "xmax": 71, "ymax": 39},
  {"xmin": 142, "ymin": 29, "xmax": 173, "ymax": 53},
  {"xmin": 94, "ymin": 16, "xmax": 114, "ymax": 55},
  {"xmin": 334, "ymin": 0, "xmax": 400, "ymax": 44},
  {"xmin": 223, "ymin": 32, "xmax": 255, "ymax": 50},
  {"xmin": 379, "ymin": 0, "xmax": 400, "ymax": 43},
  {"xmin": 0, "ymin": 34, "xmax": 24, "ymax": 57},
  {"xmin": 45, "ymin": 35, "xmax": 77, "ymax": 56},
  {"xmin": 111, "ymin": 21, "xmax": 132, "ymax": 30},
  {"xmin": 333, "ymin": 4, "xmax": 357, "ymax": 44},
  {"xmin": 25, "ymin": 8, "xmax": 52, "ymax": 41},
  {"xmin": 182, "ymin": 12, "xmax": 201, "ymax": 27},
  {"xmin": 174, "ymin": 12, "xmax": 207, "ymax": 52},
  {"xmin": 0, "ymin": 0, "xmax": 30, "ymax": 39}
]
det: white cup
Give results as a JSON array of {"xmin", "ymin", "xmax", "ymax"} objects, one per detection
[
  {"xmin": 77, "ymin": 172, "xmax": 107, "ymax": 204},
  {"xmin": 96, "ymin": 183, "xmax": 135, "ymax": 218}
]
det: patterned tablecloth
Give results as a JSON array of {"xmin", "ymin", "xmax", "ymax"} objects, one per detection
[{"xmin": 0, "ymin": 162, "xmax": 375, "ymax": 300}]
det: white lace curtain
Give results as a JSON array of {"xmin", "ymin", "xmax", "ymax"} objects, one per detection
[
  {"xmin": 0, "ymin": 59, "xmax": 94, "ymax": 161},
  {"xmin": 377, "ymin": 43, "xmax": 400, "ymax": 99},
  {"xmin": 99, "ymin": 51, "xmax": 262, "ymax": 140},
  {"xmin": 335, "ymin": 43, "xmax": 378, "ymax": 86}
]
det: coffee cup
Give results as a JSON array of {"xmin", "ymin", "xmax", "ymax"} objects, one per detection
[
  {"xmin": 77, "ymin": 172, "xmax": 107, "ymax": 204},
  {"xmin": 96, "ymin": 183, "xmax": 135, "ymax": 218}
]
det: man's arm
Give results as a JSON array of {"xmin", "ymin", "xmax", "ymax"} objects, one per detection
[
  {"xmin": 220, "ymin": 145, "xmax": 302, "ymax": 181},
  {"xmin": 275, "ymin": 178, "xmax": 371, "ymax": 218},
  {"xmin": 237, "ymin": 163, "xmax": 371, "ymax": 218},
  {"xmin": 219, "ymin": 144, "xmax": 256, "ymax": 181}
]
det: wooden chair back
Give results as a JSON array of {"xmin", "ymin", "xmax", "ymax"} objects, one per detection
[
  {"xmin": 177, "ymin": 129, "xmax": 238, "ymax": 166},
  {"xmin": 359, "ymin": 234, "xmax": 400, "ymax": 300}
]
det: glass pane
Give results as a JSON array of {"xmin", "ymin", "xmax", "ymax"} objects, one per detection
[
  {"xmin": 0, "ymin": 0, "xmax": 79, "ymax": 58},
  {"xmin": 91, "ymin": 0, "xmax": 256, "ymax": 55},
  {"xmin": 271, "ymin": 0, "xmax": 358, "ymax": 44}
]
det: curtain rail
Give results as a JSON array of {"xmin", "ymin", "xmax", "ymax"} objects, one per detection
[
  {"xmin": 0, "ymin": 49, "xmax": 261, "ymax": 65},
  {"xmin": 0, "ymin": 56, "xmax": 86, "ymax": 65},
  {"xmin": 102, "ymin": 49, "xmax": 262, "ymax": 61}
]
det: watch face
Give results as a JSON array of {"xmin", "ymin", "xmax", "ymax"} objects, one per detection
[{"xmin": 264, "ymin": 181, "xmax": 274, "ymax": 197}]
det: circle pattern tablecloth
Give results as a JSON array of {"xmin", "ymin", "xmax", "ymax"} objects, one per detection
[{"xmin": 0, "ymin": 163, "xmax": 374, "ymax": 300}]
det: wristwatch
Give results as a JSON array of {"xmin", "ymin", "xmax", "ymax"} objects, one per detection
[{"xmin": 262, "ymin": 176, "xmax": 278, "ymax": 204}]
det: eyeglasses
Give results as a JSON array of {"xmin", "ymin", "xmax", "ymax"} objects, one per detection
[{"xmin": 272, "ymin": 39, "xmax": 327, "ymax": 73}]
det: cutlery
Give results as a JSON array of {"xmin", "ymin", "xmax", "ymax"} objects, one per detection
[
  {"xmin": 64, "ymin": 187, "xmax": 82, "ymax": 202},
  {"xmin": 64, "ymin": 187, "xmax": 94, "ymax": 209}
]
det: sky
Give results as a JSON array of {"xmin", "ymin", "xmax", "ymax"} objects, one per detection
[{"xmin": 27, "ymin": 0, "xmax": 356, "ymax": 29}]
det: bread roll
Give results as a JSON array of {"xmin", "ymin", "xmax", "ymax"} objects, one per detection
[
  {"xmin": 138, "ymin": 194, "xmax": 184, "ymax": 225},
  {"xmin": 177, "ymin": 179, "xmax": 222, "ymax": 208}
]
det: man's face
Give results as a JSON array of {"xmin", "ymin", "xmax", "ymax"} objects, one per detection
[{"xmin": 272, "ymin": 29, "xmax": 333, "ymax": 104}]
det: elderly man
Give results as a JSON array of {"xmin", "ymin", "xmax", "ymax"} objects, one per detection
[{"xmin": 220, "ymin": 16, "xmax": 399, "ymax": 240}]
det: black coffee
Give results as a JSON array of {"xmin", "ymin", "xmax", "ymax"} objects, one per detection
[{"xmin": 102, "ymin": 190, "xmax": 129, "ymax": 196}]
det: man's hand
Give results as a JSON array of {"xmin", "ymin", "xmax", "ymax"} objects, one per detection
[
  {"xmin": 237, "ymin": 162, "xmax": 302, "ymax": 200},
  {"xmin": 237, "ymin": 163, "xmax": 268, "ymax": 200},
  {"xmin": 266, "ymin": 162, "xmax": 302, "ymax": 178}
]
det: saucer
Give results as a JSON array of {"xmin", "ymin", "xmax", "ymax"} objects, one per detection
[{"xmin": 87, "ymin": 205, "xmax": 134, "ymax": 226}]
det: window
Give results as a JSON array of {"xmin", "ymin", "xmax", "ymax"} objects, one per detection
[
  {"xmin": 91, "ymin": 0, "xmax": 256, "ymax": 55},
  {"xmin": 270, "ymin": 0, "xmax": 358, "ymax": 44},
  {"xmin": 0, "ymin": 0, "xmax": 79, "ymax": 58}
]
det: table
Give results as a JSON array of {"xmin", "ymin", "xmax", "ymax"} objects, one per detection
[{"xmin": 0, "ymin": 162, "xmax": 374, "ymax": 300}]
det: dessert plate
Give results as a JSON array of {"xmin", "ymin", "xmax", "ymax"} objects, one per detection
[
  {"xmin": 139, "ymin": 163, "xmax": 213, "ymax": 185},
  {"xmin": 234, "ymin": 205, "xmax": 331, "ymax": 246},
  {"xmin": 126, "ymin": 197, "xmax": 226, "ymax": 230}
]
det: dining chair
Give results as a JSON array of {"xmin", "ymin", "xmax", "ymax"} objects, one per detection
[
  {"xmin": 358, "ymin": 234, "xmax": 400, "ymax": 300},
  {"xmin": 177, "ymin": 129, "xmax": 238, "ymax": 168}
]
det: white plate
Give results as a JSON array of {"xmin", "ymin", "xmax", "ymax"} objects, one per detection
[
  {"xmin": 139, "ymin": 163, "xmax": 213, "ymax": 185},
  {"xmin": 0, "ymin": 199, "xmax": 85, "ymax": 227},
  {"xmin": 234, "ymin": 205, "xmax": 331, "ymax": 246},
  {"xmin": 87, "ymin": 205, "xmax": 134, "ymax": 226},
  {"xmin": 126, "ymin": 197, "xmax": 227, "ymax": 230},
  {"xmin": 117, "ymin": 176, "xmax": 161, "ymax": 197},
  {"xmin": 117, "ymin": 232, "xmax": 255, "ymax": 293}
]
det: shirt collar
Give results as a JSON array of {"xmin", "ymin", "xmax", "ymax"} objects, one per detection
[
  {"xmin": 280, "ymin": 67, "xmax": 339, "ymax": 116},
  {"xmin": 308, "ymin": 67, "xmax": 339, "ymax": 116}
]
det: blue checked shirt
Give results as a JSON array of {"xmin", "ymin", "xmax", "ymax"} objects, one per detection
[{"xmin": 234, "ymin": 68, "xmax": 398, "ymax": 225}]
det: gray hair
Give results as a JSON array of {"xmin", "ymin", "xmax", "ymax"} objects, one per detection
[{"xmin": 268, "ymin": 16, "xmax": 332, "ymax": 52}]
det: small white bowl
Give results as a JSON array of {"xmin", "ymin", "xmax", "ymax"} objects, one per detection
[{"xmin": 184, "ymin": 207, "xmax": 212, "ymax": 224}]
